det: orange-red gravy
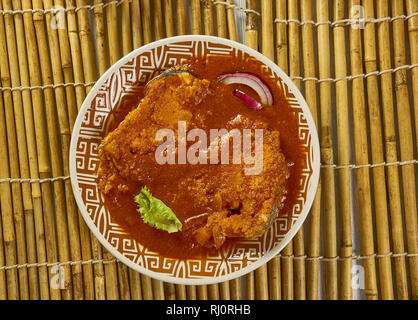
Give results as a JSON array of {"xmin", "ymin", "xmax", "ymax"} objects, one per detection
[{"xmin": 99, "ymin": 55, "xmax": 305, "ymax": 259}]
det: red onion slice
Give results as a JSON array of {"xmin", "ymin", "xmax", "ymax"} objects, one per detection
[
  {"xmin": 218, "ymin": 72, "xmax": 273, "ymax": 106},
  {"xmin": 233, "ymin": 89, "xmax": 264, "ymax": 110}
]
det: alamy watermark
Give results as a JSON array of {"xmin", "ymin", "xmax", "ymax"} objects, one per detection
[
  {"xmin": 155, "ymin": 121, "xmax": 264, "ymax": 175},
  {"xmin": 350, "ymin": 5, "xmax": 366, "ymax": 29}
]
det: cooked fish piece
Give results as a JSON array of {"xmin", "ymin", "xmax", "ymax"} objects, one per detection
[{"xmin": 97, "ymin": 70, "xmax": 289, "ymax": 250}]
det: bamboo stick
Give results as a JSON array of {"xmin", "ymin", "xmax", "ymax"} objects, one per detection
[
  {"xmin": 225, "ymin": 0, "xmax": 237, "ymax": 41},
  {"xmin": 208, "ymin": 284, "xmax": 220, "ymax": 300},
  {"xmin": 93, "ymin": 0, "xmax": 109, "ymax": 76},
  {"xmin": 0, "ymin": 6, "xmax": 19, "ymax": 299},
  {"xmin": 2, "ymin": 0, "xmax": 41, "ymax": 300},
  {"xmin": 244, "ymin": 0, "xmax": 257, "ymax": 300},
  {"xmin": 21, "ymin": 0, "xmax": 61, "ymax": 300},
  {"xmin": 216, "ymin": 0, "xmax": 227, "ymax": 38},
  {"xmin": 230, "ymin": 277, "xmax": 240, "ymax": 300},
  {"xmin": 106, "ymin": 0, "xmax": 121, "ymax": 65},
  {"xmin": 391, "ymin": 0, "xmax": 418, "ymax": 300},
  {"xmin": 275, "ymin": 0, "xmax": 293, "ymax": 301},
  {"xmin": 255, "ymin": 0, "xmax": 275, "ymax": 301},
  {"xmin": 186, "ymin": 284, "xmax": 197, "ymax": 300},
  {"xmin": 0, "ymin": 97, "xmax": 7, "ymax": 300},
  {"xmin": 141, "ymin": 0, "xmax": 152, "ymax": 43},
  {"xmin": 165, "ymin": 283, "xmax": 176, "ymax": 300},
  {"xmin": 75, "ymin": 0, "xmax": 97, "ymax": 93},
  {"xmin": 261, "ymin": 0, "xmax": 273, "ymax": 61},
  {"xmin": 362, "ymin": 0, "xmax": 394, "ymax": 300},
  {"xmin": 62, "ymin": 0, "xmax": 96, "ymax": 299},
  {"xmin": 191, "ymin": 0, "xmax": 202, "ymax": 34},
  {"xmin": 202, "ymin": 0, "xmax": 214, "ymax": 36},
  {"xmin": 62, "ymin": 0, "xmax": 88, "ymax": 111},
  {"xmin": 288, "ymin": 0, "xmax": 306, "ymax": 300},
  {"xmin": 176, "ymin": 0, "xmax": 187, "ymax": 35},
  {"xmin": 348, "ymin": 0, "xmax": 379, "ymax": 300},
  {"xmin": 376, "ymin": 0, "xmax": 409, "ymax": 300},
  {"xmin": 117, "ymin": 260, "xmax": 131, "ymax": 299},
  {"xmin": 175, "ymin": 284, "xmax": 187, "ymax": 300},
  {"xmin": 53, "ymin": 0, "xmax": 78, "ymax": 128},
  {"xmin": 129, "ymin": 270, "xmax": 142, "ymax": 300},
  {"xmin": 300, "ymin": 0, "xmax": 321, "ymax": 300},
  {"xmin": 141, "ymin": 274, "xmax": 153, "ymax": 300},
  {"xmin": 405, "ymin": 0, "xmax": 418, "ymax": 149},
  {"xmin": 131, "ymin": 0, "xmax": 143, "ymax": 48},
  {"xmin": 105, "ymin": 0, "xmax": 132, "ymax": 300},
  {"xmin": 121, "ymin": 0, "xmax": 132, "ymax": 54},
  {"xmin": 164, "ymin": 0, "xmax": 175, "ymax": 37},
  {"xmin": 152, "ymin": 280, "xmax": 164, "ymax": 300},
  {"xmin": 11, "ymin": 0, "xmax": 52, "ymax": 300},
  {"xmin": 153, "ymin": 0, "xmax": 164, "ymax": 40},
  {"xmin": 245, "ymin": 0, "xmax": 257, "ymax": 49},
  {"xmin": 219, "ymin": 281, "xmax": 230, "ymax": 300},
  {"xmin": 317, "ymin": 0, "xmax": 338, "ymax": 300},
  {"xmin": 44, "ymin": 0, "xmax": 89, "ymax": 300},
  {"xmin": 245, "ymin": 271, "xmax": 255, "ymax": 299},
  {"xmin": 197, "ymin": 285, "xmax": 208, "ymax": 300},
  {"xmin": 202, "ymin": 1, "xmax": 220, "ymax": 299},
  {"xmin": 333, "ymin": 0, "xmax": 352, "ymax": 300},
  {"xmin": 72, "ymin": 0, "xmax": 107, "ymax": 300},
  {"xmin": 32, "ymin": 0, "xmax": 76, "ymax": 300}
]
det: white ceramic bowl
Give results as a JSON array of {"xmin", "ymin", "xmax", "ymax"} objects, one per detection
[{"xmin": 70, "ymin": 35, "xmax": 320, "ymax": 285}]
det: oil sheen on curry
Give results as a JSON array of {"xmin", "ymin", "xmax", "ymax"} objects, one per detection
[{"xmin": 97, "ymin": 55, "xmax": 304, "ymax": 259}]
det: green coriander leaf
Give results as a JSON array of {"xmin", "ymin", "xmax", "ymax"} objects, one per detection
[{"xmin": 134, "ymin": 186, "xmax": 182, "ymax": 233}]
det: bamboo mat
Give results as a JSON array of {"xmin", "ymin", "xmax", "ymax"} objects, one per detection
[{"xmin": 0, "ymin": 0, "xmax": 417, "ymax": 300}]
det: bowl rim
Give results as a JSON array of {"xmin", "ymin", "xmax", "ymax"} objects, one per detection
[{"xmin": 69, "ymin": 35, "xmax": 321, "ymax": 285}]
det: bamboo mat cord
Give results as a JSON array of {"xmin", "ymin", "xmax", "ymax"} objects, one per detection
[
  {"xmin": 317, "ymin": 0, "xmax": 338, "ymax": 300},
  {"xmin": 349, "ymin": 0, "xmax": 379, "ymax": 300},
  {"xmin": 300, "ymin": 0, "xmax": 321, "ymax": 301},
  {"xmin": 391, "ymin": 0, "xmax": 418, "ymax": 300},
  {"xmin": 332, "ymin": 0, "xmax": 352, "ymax": 300},
  {"xmin": 376, "ymin": 0, "xmax": 409, "ymax": 300},
  {"xmin": 275, "ymin": 0, "xmax": 294, "ymax": 301},
  {"xmin": 363, "ymin": 0, "xmax": 394, "ymax": 300}
]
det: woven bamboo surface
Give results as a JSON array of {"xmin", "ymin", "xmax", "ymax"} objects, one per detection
[{"xmin": 0, "ymin": 0, "xmax": 417, "ymax": 300}]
